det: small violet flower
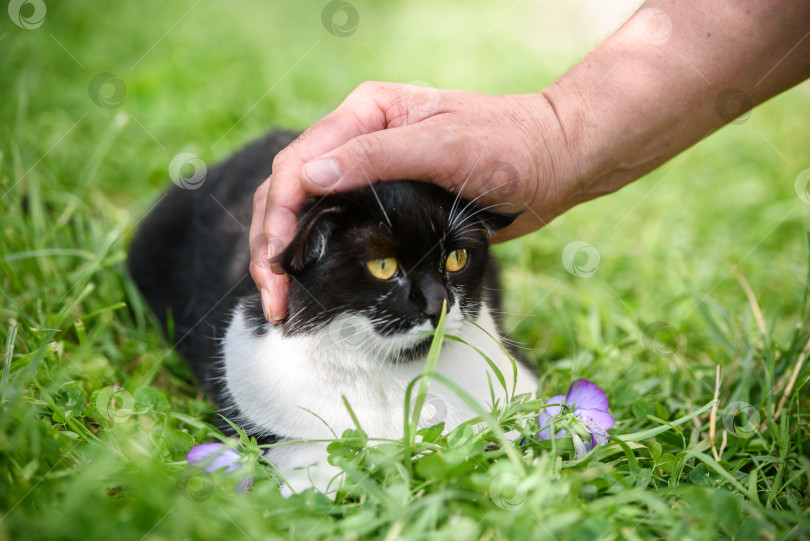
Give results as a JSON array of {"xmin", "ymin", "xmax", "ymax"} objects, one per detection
[
  {"xmin": 537, "ymin": 378, "xmax": 615, "ymax": 457},
  {"xmin": 187, "ymin": 442, "xmax": 253, "ymax": 493}
]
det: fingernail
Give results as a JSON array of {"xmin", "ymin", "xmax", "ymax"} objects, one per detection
[
  {"xmin": 260, "ymin": 288, "xmax": 272, "ymax": 323},
  {"xmin": 304, "ymin": 158, "xmax": 340, "ymax": 189}
]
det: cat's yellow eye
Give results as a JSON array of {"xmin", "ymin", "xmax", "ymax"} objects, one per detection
[
  {"xmin": 366, "ymin": 257, "xmax": 399, "ymax": 280},
  {"xmin": 445, "ymin": 249, "xmax": 469, "ymax": 272}
]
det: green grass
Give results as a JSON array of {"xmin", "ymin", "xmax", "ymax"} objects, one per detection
[{"xmin": 2, "ymin": 1, "xmax": 809, "ymax": 539}]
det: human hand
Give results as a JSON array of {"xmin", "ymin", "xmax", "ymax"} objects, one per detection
[
  {"xmin": 249, "ymin": 82, "xmax": 574, "ymax": 322},
  {"xmin": 251, "ymin": 0, "xmax": 810, "ymax": 324}
]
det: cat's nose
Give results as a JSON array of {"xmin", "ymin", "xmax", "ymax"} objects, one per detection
[{"xmin": 413, "ymin": 275, "xmax": 448, "ymax": 327}]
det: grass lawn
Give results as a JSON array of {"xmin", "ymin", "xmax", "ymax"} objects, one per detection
[{"xmin": 1, "ymin": 1, "xmax": 809, "ymax": 539}]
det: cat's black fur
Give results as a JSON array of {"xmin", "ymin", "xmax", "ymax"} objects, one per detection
[
  {"xmin": 129, "ymin": 131, "xmax": 299, "ymax": 401},
  {"xmin": 128, "ymin": 130, "xmax": 524, "ymax": 440},
  {"xmin": 272, "ymin": 176, "xmax": 515, "ymax": 353}
]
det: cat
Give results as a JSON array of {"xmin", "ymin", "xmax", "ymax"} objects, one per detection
[{"xmin": 128, "ymin": 130, "xmax": 538, "ymax": 494}]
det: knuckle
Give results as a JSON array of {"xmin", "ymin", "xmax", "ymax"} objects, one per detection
[
  {"xmin": 249, "ymin": 261, "xmax": 267, "ymax": 279},
  {"xmin": 271, "ymin": 151, "xmax": 287, "ymax": 173},
  {"xmin": 253, "ymin": 185, "xmax": 267, "ymax": 206},
  {"xmin": 354, "ymin": 80, "xmax": 382, "ymax": 95},
  {"xmin": 248, "ymin": 230, "xmax": 263, "ymax": 251},
  {"xmin": 319, "ymin": 107, "xmax": 348, "ymax": 130}
]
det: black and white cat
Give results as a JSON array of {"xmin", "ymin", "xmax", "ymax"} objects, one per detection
[{"xmin": 128, "ymin": 131, "xmax": 537, "ymax": 493}]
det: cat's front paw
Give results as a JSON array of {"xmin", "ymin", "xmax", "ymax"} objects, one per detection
[{"xmin": 269, "ymin": 442, "xmax": 344, "ymax": 497}]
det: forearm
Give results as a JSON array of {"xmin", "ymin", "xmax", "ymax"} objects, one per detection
[
  {"xmin": 254, "ymin": 0, "xmax": 808, "ymax": 318},
  {"xmin": 537, "ymin": 0, "xmax": 810, "ymax": 223}
]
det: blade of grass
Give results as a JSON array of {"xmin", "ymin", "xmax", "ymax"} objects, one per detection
[
  {"xmin": 617, "ymin": 400, "xmax": 717, "ymax": 442},
  {"xmin": 407, "ymin": 301, "xmax": 447, "ymax": 442}
]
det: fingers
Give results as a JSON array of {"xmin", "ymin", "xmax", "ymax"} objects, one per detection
[
  {"xmin": 261, "ymin": 119, "xmax": 377, "ymax": 270},
  {"xmin": 249, "ymin": 188, "xmax": 294, "ymax": 324},
  {"xmin": 253, "ymin": 83, "xmax": 398, "ymax": 321},
  {"xmin": 252, "ymin": 82, "xmax": 515, "ymax": 324},
  {"xmin": 300, "ymin": 121, "xmax": 464, "ymax": 195},
  {"xmin": 262, "ymin": 272, "xmax": 290, "ymax": 325},
  {"xmin": 249, "ymin": 178, "xmax": 302, "ymax": 323},
  {"xmin": 248, "ymin": 181, "xmax": 277, "ymax": 321}
]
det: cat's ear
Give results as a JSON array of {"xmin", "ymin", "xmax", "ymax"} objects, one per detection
[
  {"xmin": 473, "ymin": 207, "xmax": 521, "ymax": 235},
  {"xmin": 275, "ymin": 206, "xmax": 342, "ymax": 273}
]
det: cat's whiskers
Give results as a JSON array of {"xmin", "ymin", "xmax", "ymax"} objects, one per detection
[
  {"xmin": 449, "ymin": 178, "xmax": 521, "ymax": 232},
  {"xmin": 342, "ymin": 310, "xmax": 435, "ymax": 365},
  {"xmin": 497, "ymin": 335, "xmax": 531, "ymax": 351},
  {"xmin": 130, "ymin": 128, "xmax": 541, "ymax": 492},
  {"xmin": 452, "ymin": 201, "xmax": 514, "ymax": 233},
  {"xmin": 284, "ymin": 306, "xmax": 311, "ymax": 327},
  {"xmin": 286, "ymin": 304, "xmax": 360, "ymax": 335},
  {"xmin": 367, "ymin": 183, "xmax": 393, "ymax": 229},
  {"xmin": 448, "ymin": 155, "xmax": 481, "ymax": 229}
]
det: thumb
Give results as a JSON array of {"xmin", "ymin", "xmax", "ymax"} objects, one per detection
[{"xmin": 299, "ymin": 122, "xmax": 464, "ymax": 193}]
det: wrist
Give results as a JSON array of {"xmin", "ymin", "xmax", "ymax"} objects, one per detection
[
  {"xmin": 499, "ymin": 91, "xmax": 586, "ymax": 231},
  {"xmin": 536, "ymin": 0, "xmax": 810, "ymax": 219}
]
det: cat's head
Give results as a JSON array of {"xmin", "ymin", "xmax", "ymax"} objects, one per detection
[{"xmin": 272, "ymin": 181, "xmax": 517, "ymax": 361}]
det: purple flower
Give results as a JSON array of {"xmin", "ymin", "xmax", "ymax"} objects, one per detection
[
  {"xmin": 537, "ymin": 378, "xmax": 615, "ymax": 457},
  {"xmin": 187, "ymin": 443, "xmax": 253, "ymax": 493}
]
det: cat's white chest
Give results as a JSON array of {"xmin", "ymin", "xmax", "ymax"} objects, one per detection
[{"xmin": 221, "ymin": 304, "xmax": 536, "ymax": 492}]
